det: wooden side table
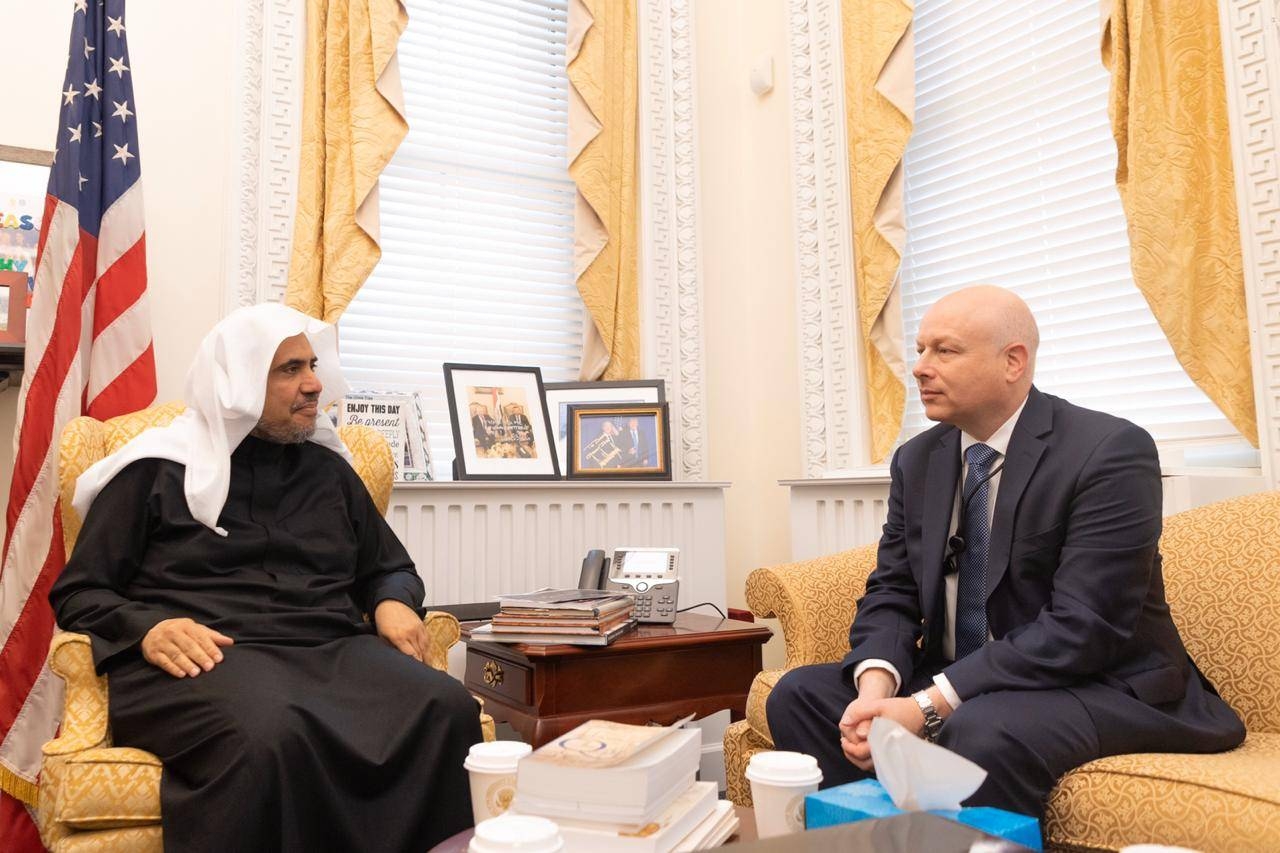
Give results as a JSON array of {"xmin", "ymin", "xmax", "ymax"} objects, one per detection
[{"xmin": 463, "ymin": 612, "xmax": 772, "ymax": 747}]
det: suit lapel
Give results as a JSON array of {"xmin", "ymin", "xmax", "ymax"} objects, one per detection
[
  {"xmin": 921, "ymin": 429, "xmax": 960, "ymax": 629},
  {"xmin": 986, "ymin": 387, "xmax": 1052, "ymax": 599}
]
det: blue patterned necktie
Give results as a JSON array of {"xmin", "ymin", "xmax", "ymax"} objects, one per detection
[{"xmin": 956, "ymin": 442, "xmax": 999, "ymax": 659}]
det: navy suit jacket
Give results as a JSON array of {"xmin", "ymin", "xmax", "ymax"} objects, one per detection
[{"xmin": 843, "ymin": 387, "xmax": 1197, "ymax": 708}]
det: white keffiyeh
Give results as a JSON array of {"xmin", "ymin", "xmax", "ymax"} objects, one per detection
[{"xmin": 72, "ymin": 303, "xmax": 352, "ymax": 536}]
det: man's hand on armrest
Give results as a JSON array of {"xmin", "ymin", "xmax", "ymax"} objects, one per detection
[
  {"xmin": 141, "ymin": 618, "xmax": 234, "ymax": 678},
  {"xmin": 374, "ymin": 599, "xmax": 432, "ymax": 664}
]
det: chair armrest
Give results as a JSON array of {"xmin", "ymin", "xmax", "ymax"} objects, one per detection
[
  {"xmin": 422, "ymin": 611, "xmax": 461, "ymax": 672},
  {"xmin": 43, "ymin": 633, "xmax": 110, "ymax": 756},
  {"xmin": 745, "ymin": 545, "xmax": 877, "ymax": 669}
]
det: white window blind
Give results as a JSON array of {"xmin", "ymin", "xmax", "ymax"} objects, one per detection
[
  {"xmin": 338, "ymin": 0, "xmax": 584, "ymax": 478},
  {"xmin": 898, "ymin": 0, "xmax": 1239, "ymax": 445}
]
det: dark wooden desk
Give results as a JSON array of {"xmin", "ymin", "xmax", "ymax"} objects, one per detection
[{"xmin": 463, "ymin": 612, "xmax": 772, "ymax": 747}]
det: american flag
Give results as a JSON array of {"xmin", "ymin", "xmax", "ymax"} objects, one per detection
[{"xmin": 0, "ymin": 0, "xmax": 155, "ymax": 842}]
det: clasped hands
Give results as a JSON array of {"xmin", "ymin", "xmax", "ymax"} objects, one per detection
[
  {"xmin": 141, "ymin": 600, "xmax": 433, "ymax": 678},
  {"xmin": 839, "ymin": 668, "xmax": 952, "ymax": 771}
]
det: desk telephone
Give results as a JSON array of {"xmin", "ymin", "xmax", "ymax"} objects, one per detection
[{"xmin": 578, "ymin": 547, "xmax": 680, "ymax": 624}]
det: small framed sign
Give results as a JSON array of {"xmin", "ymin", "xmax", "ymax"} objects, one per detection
[{"xmin": 336, "ymin": 391, "xmax": 433, "ymax": 482}]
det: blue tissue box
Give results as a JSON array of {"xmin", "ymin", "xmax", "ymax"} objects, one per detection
[{"xmin": 805, "ymin": 779, "xmax": 1042, "ymax": 851}]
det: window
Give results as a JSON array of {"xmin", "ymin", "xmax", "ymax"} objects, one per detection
[
  {"xmin": 898, "ymin": 0, "xmax": 1240, "ymax": 446},
  {"xmin": 339, "ymin": 0, "xmax": 584, "ymax": 478}
]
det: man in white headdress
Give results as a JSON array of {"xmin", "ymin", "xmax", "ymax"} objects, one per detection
[{"xmin": 50, "ymin": 304, "xmax": 481, "ymax": 852}]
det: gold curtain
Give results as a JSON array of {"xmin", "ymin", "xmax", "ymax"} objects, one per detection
[
  {"xmin": 567, "ymin": 0, "xmax": 639, "ymax": 380},
  {"xmin": 1103, "ymin": 0, "xmax": 1258, "ymax": 445},
  {"xmin": 842, "ymin": 0, "xmax": 914, "ymax": 463},
  {"xmin": 285, "ymin": 0, "xmax": 409, "ymax": 322}
]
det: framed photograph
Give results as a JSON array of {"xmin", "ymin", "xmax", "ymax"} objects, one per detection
[
  {"xmin": 543, "ymin": 380, "xmax": 665, "ymax": 475},
  {"xmin": 336, "ymin": 391, "xmax": 433, "ymax": 482},
  {"xmin": 566, "ymin": 402, "xmax": 672, "ymax": 480},
  {"xmin": 444, "ymin": 363, "xmax": 560, "ymax": 479}
]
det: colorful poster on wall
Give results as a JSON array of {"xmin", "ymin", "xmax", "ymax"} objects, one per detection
[{"xmin": 0, "ymin": 160, "xmax": 50, "ymax": 328}]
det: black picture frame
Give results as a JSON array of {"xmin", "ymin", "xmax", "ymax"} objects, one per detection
[
  {"xmin": 543, "ymin": 379, "xmax": 665, "ymax": 473},
  {"xmin": 565, "ymin": 402, "xmax": 672, "ymax": 480},
  {"xmin": 443, "ymin": 363, "xmax": 560, "ymax": 480}
]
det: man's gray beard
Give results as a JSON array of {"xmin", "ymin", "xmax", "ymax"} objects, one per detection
[{"xmin": 250, "ymin": 420, "xmax": 316, "ymax": 444}]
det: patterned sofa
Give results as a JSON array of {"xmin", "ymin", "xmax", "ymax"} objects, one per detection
[
  {"xmin": 37, "ymin": 403, "xmax": 494, "ymax": 853},
  {"xmin": 723, "ymin": 492, "xmax": 1280, "ymax": 852}
]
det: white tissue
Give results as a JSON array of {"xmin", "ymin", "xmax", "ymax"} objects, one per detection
[{"xmin": 868, "ymin": 716, "xmax": 988, "ymax": 811}]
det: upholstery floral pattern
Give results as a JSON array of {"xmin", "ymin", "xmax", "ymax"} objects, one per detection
[
  {"xmin": 1045, "ymin": 733, "xmax": 1280, "ymax": 853},
  {"xmin": 723, "ymin": 493, "xmax": 1280, "ymax": 852},
  {"xmin": 41, "ymin": 406, "xmax": 482, "ymax": 853}
]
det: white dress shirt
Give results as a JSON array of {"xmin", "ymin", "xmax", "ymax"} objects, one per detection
[{"xmin": 854, "ymin": 396, "xmax": 1029, "ymax": 710}]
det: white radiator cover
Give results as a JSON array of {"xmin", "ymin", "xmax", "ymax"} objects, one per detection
[
  {"xmin": 387, "ymin": 481, "xmax": 730, "ymax": 611},
  {"xmin": 786, "ymin": 469, "xmax": 1266, "ymax": 561}
]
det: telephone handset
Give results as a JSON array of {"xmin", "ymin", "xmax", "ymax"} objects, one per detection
[{"xmin": 577, "ymin": 547, "xmax": 680, "ymax": 624}]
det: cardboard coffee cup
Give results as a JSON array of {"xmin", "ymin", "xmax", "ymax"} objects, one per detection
[
  {"xmin": 464, "ymin": 741, "xmax": 533, "ymax": 824},
  {"xmin": 745, "ymin": 751, "xmax": 823, "ymax": 837},
  {"xmin": 468, "ymin": 814, "xmax": 563, "ymax": 853}
]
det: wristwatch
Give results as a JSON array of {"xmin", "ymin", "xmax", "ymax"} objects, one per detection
[{"xmin": 912, "ymin": 690, "xmax": 944, "ymax": 742}]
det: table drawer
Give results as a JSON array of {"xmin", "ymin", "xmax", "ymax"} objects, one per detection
[{"xmin": 466, "ymin": 650, "xmax": 532, "ymax": 706}]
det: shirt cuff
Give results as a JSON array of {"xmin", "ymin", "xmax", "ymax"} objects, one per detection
[
  {"xmin": 853, "ymin": 659, "xmax": 902, "ymax": 695},
  {"xmin": 932, "ymin": 673, "xmax": 963, "ymax": 710}
]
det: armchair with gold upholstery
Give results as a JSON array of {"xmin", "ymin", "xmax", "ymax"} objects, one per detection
[
  {"xmin": 723, "ymin": 492, "xmax": 1280, "ymax": 852},
  {"xmin": 38, "ymin": 403, "xmax": 494, "ymax": 853}
]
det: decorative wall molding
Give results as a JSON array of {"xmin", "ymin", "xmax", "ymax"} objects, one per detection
[
  {"xmin": 787, "ymin": 0, "xmax": 868, "ymax": 477},
  {"xmin": 224, "ymin": 0, "xmax": 303, "ymax": 314},
  {"xmin": 639, "ymin": 0, "xmax": 708, "ymax": 481},
  {"xmin": 1221, "ymin": 0, "xmax": 1280, "ymax": 488}
]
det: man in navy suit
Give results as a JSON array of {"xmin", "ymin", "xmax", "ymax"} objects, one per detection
[
  {"xmin": 619, "ymin": 416, "xmax": 653, "ymax": 467},
  {"xmin": 766, "ymin": 285, "xmax": 1244, "ymax": 818}
]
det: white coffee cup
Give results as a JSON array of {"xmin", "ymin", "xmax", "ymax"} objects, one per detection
[
  {"xmin": 745, "ymin": 751, "xmax": 823, "ymax": 838},
  {"xmin": 468, "ymin": 814, "xmax": 563, "ymax": 853},
  {"xmin": 464, "ymin": 741, "xmax": 534, "ymax": 824}
]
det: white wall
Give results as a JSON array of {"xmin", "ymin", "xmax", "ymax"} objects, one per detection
[
  {"xmin": 0, "ymin": 2, "xmax": 234, "ymax": 524},
  {"xmin": 697, "ymin": 0, "xmax": 801, "ymax": 669}
]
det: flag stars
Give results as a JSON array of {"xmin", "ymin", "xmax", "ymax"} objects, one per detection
[
  {"xmin": 84, "ymin": 79, "xmax": 102, "ymax": 99},
  {"xmin": 67, "ymin": 123, "xmax": 83, "ymax": 143},
  {"xmin": 112, "ymin": 100, "xmax": 133, "ymax": 123},
  {"xmin": 83, "ymin": 38, "xmax": 95, "ymax": 60},
  {"xmin": 62, "ymin": 84, "xmax": 79, "ymax": 106},
  {"xmin": 108, "ymin": 56, "xmax": 129, "ymax": 78},
  {"xmin": 106, "ymin": 15, "xmax": 126, "ymax": 36},
  {"xmin": 73, "ymin": 0, "xmax": 87, "ymax": 12},
  {"xmin": 112, "ymin": 142, "xmax": 135, "ymax": 165},
  {"xmin": 78, "ymin": 173, "xmax": 89, "ymax": 190},
  {"xmin": 93, "ymin": 121, "xmax": 103, "ymax": 138}
]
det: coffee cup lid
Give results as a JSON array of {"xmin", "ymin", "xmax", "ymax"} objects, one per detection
[
  {"xmin": 745, "ymin": 750, "xmax": 823, "ymax": 785},
  {"xmin": 469, "ymin": 814, "xmax": 562, "ymax": 853},
  {"xmin": 464, "ymin": 740, "xmax": 533, "ymax": 772}
]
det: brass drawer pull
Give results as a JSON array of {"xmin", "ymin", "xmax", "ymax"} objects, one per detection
[{"xmin": 483, "ymin": 660, "xmax": 504, "ymax": 687}]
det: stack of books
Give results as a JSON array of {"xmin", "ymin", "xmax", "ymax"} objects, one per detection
[
  {"xmin": 511, "ymin": 719, "xmax": 738, "ymax": 851},
  {"xmin": 470, "ymin": 589, "xmax": 637, "ymax": 646}
]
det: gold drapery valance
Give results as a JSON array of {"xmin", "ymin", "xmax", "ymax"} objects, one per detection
[
  {"xmin": 842, "ymin": 0, "xmax": 914, "ymax": 463},
  {"xmin": 285, "ymin": 0, "xmax": 409, "ymax": 322},
  {"xmin": 1103, "ymin": 0, "xmax": 1258, "ymax": 445},
  {"xmin": 567, "ymin": 0, "xmax": 639, "ymax": 380}
]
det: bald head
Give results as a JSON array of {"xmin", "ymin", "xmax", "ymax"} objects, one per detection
[
  {"xmin": 912, "ymin": 285, "xmax": 1038, "ymax": 439},
  {"xmin": 930, "ymin": 285, "xmax": 1039, "ymax": 367}
]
